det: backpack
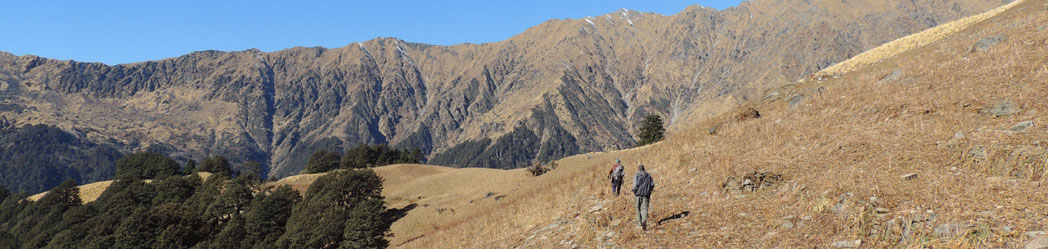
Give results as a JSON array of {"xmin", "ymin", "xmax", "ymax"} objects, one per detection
[{"xmin": 611, "ymin": 164, "xmax": 624, "ymax": 179}]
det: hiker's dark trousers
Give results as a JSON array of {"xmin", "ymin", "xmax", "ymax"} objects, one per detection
[{"xmin": 611, "ymin": 178, "xmax": 622, "ymax": 196}]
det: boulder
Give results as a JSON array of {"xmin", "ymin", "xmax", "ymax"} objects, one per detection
[
  {"xmin": 722, "ymin": 171, "xmax": 783, "ymax": 194},
  {"xmin": 877, "ymin": 69, "xmax": 903, "ymax": 84},
  {"xmin": 787, "ymin": 94, "xmax": 805, "ymax": 110},
  {"xmin": 1025, "ymin": 238, "xmax": 1048, "ymax": 249},
  {"xmin": 1011, "ymin": 121, "xmax": 1034, "ymax": 133},
  {"xmin": 831, "ymin": 239, "xmax": 862, "ymax": 248},
  {"xmin": 981, "ymin": 101, "xmax": 1020, "ymax": 117},
  {"xmin": 971, "ymin": 36, "xmax": 1003, "ymax": 52},
  {"xmin": 762, "ymin": 89, "xmax": 783, "ymax": 102},
  {"xmin": 933, "ymin": 222, "xmax": 973, "ymax": 238},
  {"xmin": 1024, "ymin": 230, "xmax": 1047, "ymax": 238},
  {"xmin": 968, "ymin": 146, "xmax": 988, "ymax": 161}
]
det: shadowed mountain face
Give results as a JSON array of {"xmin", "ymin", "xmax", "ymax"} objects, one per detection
[{"xmin": 0, "ymin": 0, "xmax": 1005, "ymax": 178}]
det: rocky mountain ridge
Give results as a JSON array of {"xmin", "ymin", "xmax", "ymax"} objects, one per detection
[{"xmin": 0, "ymin": 0, "xmax": 1006, "ymax": 179}]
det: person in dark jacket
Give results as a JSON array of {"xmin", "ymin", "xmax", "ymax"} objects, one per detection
[
  {"xmin": 632, "ymin": 164, "xmax": 655, "ymax": 230},
  {"xmin": 608, "ymin": 158, "xmax": 625, "ymax": 196}
]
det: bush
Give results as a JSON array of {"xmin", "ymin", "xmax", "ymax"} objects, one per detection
[{"xmin": 526, "ymin": 161, "xmax": 558, "ymax": 176}]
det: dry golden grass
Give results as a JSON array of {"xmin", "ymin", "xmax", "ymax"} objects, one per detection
[
  {"xmin": 27, "ymin": 0, "xmax": 1046, "ymax": 247},
  {"xmin": 28, "ymin": 172, "xmax": 213, "ymax": 203},
  {"xmin": 268, "ymin": 164, "xmax": 533, "ymax": 246},
  {"xmin": 818, "ymin": 0, "xmax": 1026, "ymax": 76},
  {"xmin": 27, "ymin": 180, "xmax": 113, "ymax": 203},
  {"xmin": 340, "ymin": 0, "xmax": 1047, "ymax": 247}
]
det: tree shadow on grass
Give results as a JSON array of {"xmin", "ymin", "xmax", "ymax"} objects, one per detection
[
  {"xmin": 386, "ymin": 203, "xmax": 417, "ymax": 223},
  {"xmin": 657, "ymin": 210, "xmax": 690, "ymax": 225}
]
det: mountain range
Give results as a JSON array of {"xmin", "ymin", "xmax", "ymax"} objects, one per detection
[{"xmin": 0, "ymin": 0, "xmax": 1006, "ymax": 192}]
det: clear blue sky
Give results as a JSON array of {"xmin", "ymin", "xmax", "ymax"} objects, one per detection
[{"xmin": 2, "ymin": 1, "xmax": 742, "ymax": 65}]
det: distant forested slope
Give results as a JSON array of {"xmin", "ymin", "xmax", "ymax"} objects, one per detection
[{"xmin": 0, "ymin": 125, "xmax": 123, "ymax": 194}]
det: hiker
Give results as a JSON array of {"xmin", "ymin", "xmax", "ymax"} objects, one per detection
[
  {"xmin": 632, "ymin": 164, "xmax": 655, "ymax": 230},
  {"xmin": 608, "ymin": 158, "xmax": 625, "ymax": 196}
]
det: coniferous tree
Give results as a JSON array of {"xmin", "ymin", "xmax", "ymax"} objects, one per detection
[
  {"xmin": 244, "ymin": 185, "xmax": 300, "ymax": 245},
  {"xmin": 0, "ymin": 231, "xmax": 17, "ymax": 249},
  {"xmin": 43, "ymin": 204, "xmax": 97, "ymax": 248},
  {"xmin": 112, "ymin": 207, "xmax": 156, "ymax": 249},
  {"xmin": 0, "ymin": 151, "xmax": 398, "ymax": 249},
  {"xmin": 637, "ymin": 114, "xmax": 666, "ymax": 146},
  {"xmin": 237, "ymin": 161, "xmax": 263, "ymax": 182},
  {"xmin": 373, "ymin": 144, "xmax": 397, "ymax": 166},
  {"xmin": 303, "ymin": 150, "xmax": 341, "ymax": 174},
  {"xmin": 0, "ymin": 185, "xmax": 8, "ymax": 203},
  {"xmin": 152, "ymin": 174, "xmax": 202, "ymax": 206},
  {"xmin": 38, "ymin": 179, "xmax": 81, "ymax": 206},
  {"xmin": 184, "ymin": 159, "xmax": 197, "ymax": 175},
  {"xmin": 151, "ymin": 203, "xmax": 207, "ymax": 249},
  {"xmin": 408, "ymin": 148, "xmax": 424, "ymax": 163},
  {"xmin": 341, "ymin": 197, "xmax": 391, "ymax": 248},
  {"xmin": 211, "ymin": 215, "xmax": 248, "ymax": 249},
  {"xmin": 341, "ymin": 145, "xmax": 369, "ymax": 169},
  {"xmin": 115, "ymin": 152, "xmax": 180, "ymax": 180},
  {"xmin": 198, "ymin": 156, "xmax": 233, "ymax": 178},
  {"xmin": 278, "ymin": 169, "xmax": 391, "ymax": 248}
]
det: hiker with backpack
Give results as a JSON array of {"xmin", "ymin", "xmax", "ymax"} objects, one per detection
[
  {"xmin": 608, "ymin": 159, "xmax": 625, "ymax": 196},
  {"xmin": 632, "ymin": 164, "xmax": 655, "ymax": 230}
]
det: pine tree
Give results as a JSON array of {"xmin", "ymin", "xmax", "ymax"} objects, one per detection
[
  {"xmin": 112, "ymin": 208, "xmax": 156, "ymax": 249},
  {"xmin": 637, "ymin": 114, "xmax": 666, "ymax": 146},
  {"xmin": 184, "ymin": 159, "xmax": 197, "ymax": 175},
  {"xmin": 198, "ymin": 156, "xmax": 233, "ymax": 178},
  {"xmin": 38, "ymin": 178, "xmax": 81, "ymax": 206},
  {"xmin": 303, "ymin": 150, "xmax": 341, "ymax": 174},
  {"xmin": 0, "ymin": 185, "xmax": 8, "ymax": 203},
  {"xmin": 341, "ymin": 145, "xmax": 369, "ymax": 169},
  {"xmin": 408, "ymin": 148, "xmax": 424, "ymax": 163},
  {"xmin": 115, "ymin": 152, "xmax": 180, "ymax": 180},
  {"xmin": 277, "ymin": 169, "xmax": 391, "ymax": 248},
  {"xmin": 244, "ymin": 185, "xmax": 300, "ymax": 246}
]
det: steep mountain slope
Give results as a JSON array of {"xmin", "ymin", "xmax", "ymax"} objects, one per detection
[
  {"xmin": 0, "ymin": 0, "xmax": 1005, "ymax": 182},
  {"xmin": 0, "ymin": 124, "xmax": 122, "ymax": 194},
  {"xmin": 259, "ymin": 0, "xmax": 1047, "ymax": 247}
]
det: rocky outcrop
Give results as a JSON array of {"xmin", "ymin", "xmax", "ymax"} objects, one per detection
[{"xmin": 0, "ymin": 0, "xmax": 1004, "ymax": 177}]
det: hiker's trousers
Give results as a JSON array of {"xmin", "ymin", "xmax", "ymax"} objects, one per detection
[
  {"xmin": 636, "ymin": 195, "xmax": 650, "ymax": 226},
  {"xmin": 611, "ymin": 178, "xmax": 622, "ymax": 196}
]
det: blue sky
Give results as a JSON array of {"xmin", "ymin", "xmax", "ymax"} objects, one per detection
[{"xmin": 2, "ymin": 1, "xmax": 742, "ymax": 65}]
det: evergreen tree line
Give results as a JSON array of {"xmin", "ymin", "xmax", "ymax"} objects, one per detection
[
  {"xmin": 302, "ymin": 144, "xmax": 423, "ymax": 174},
  {"xmin": 0, "ymin": 152, "xmax": 394, "ymax": 249}
]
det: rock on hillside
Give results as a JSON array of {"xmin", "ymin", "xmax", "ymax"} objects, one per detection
[{"xmin": 0, "ymin": 0, "xmax": 1005, "ymax": 178}]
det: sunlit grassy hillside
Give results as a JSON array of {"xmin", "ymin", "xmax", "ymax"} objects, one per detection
[{"xmin": 301, "ymin": 0, "xmax": 1046, "ymax": 247}]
